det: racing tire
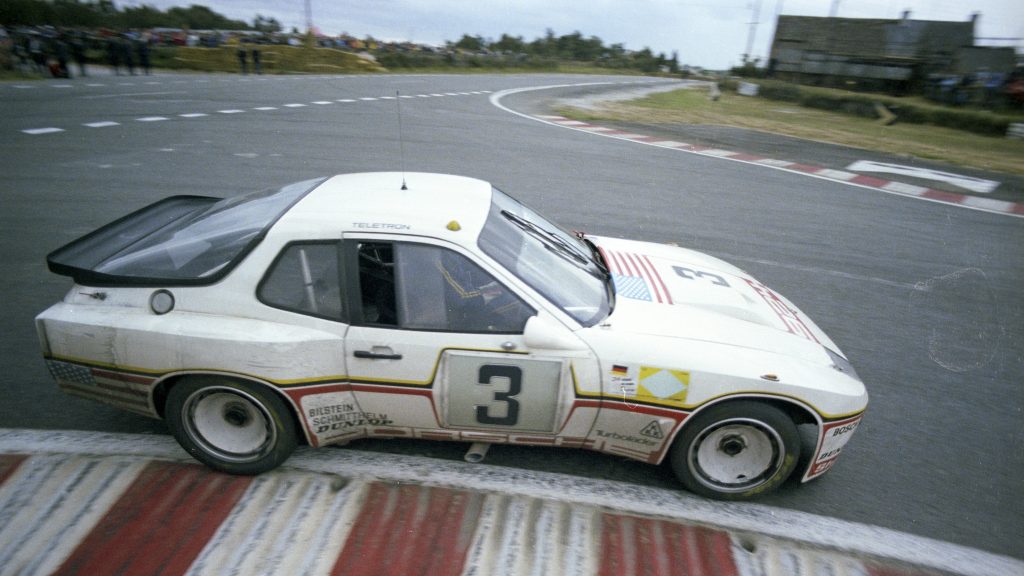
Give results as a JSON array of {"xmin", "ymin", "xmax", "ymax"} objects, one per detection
[
  {"xmin": 669, "ymin": 401, "xmax": 800, "ymax": 500},
  {"xmin": 166, "ymin": 377, "xmax": 297, "ymax": 475}
]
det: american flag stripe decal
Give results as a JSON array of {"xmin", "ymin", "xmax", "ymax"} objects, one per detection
[
  {"xmin": 743, "ymin": 278, "xmax": 820, "ymax": 343},
  {"xmin": 599, "ymin": 247, "xmax": 673, "ymax": 305},
  {"xmin": 612, "ymin": 275, "xmax": 652, "ymax": 301},
  {"xmin": 637, "ymin": 253, "xmax": 673, "ymax": 304},
  {"xmin": 46, "ymin": 360, "xmax": 156, "ymax": 414},
  {"xmin": 47, "ymin": 360, "xmax": 101, "ymax": 388}
]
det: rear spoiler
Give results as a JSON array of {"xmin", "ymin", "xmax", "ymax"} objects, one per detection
[{"xmin": 46, "ymin": 195, "xmax": 221, "ymax": 285}]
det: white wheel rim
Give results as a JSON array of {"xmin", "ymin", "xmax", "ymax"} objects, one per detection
[
  {"xmin": 183, "ymin": 387, "xmax": 276, "ymax": 463},
  {"xmin": 689, "ymin": 418, "xmax": 783, "ymax": 492}
]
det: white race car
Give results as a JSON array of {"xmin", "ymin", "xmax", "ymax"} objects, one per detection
[{"xmin": 36, "ymin": 172, "xmax": 867, "ymax": 500}]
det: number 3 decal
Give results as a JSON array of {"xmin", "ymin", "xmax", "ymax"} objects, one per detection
[
  {"xmin": 673, "ymin": 266, "xmax": 730, "ymax": 287},
  {"xmin": 476, "ymin": 364, "xmax": 522, "ymax": 426}
]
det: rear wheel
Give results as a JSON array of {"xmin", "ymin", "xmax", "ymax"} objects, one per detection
[
  {"xmin": 669, "ymin": 401, "xmax": 800, "ymax": 500},
  {"xmin": 166, "ymin": 377, "xmax": 297, "ymax": 475}
]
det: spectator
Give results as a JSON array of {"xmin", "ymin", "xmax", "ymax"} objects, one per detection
[
  {"xmin": 237, "ymin": 46, "xmax": 248, "ymax": 74},
  {"xmin": 29, "ymin": 34, "xmax": 45, "ymax": 73},
  {"xmin": 107, "ymin": 35, "xmax": 121, "ymax": 75},
  {"xmin": 120, "ymin": 36, "xmax": 134, "ymax": 75},
  {"xmin": 0, "ymin": 28, "xmax": 9, "ymax": 71},
  {"xmin": 252, "ymin": 46, "xmax": 262, "ymax": 74},
  {"xmin": 70, "ymin": 33, "xmax": 86, "ymax": 77},
  {"xmin": 13, "ymin": 35, "xmax": 29, "ymax": 71},
  {"xmin": 137, "ymin": 32, "xmax": 151, "ymax": 75},
  {"xmin": 54, "ymin": 35, "xmax": 71, "ymax": 78}
]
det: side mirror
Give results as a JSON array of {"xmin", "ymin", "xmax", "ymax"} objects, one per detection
[{"xmin": 523, "ymin": 312, "xmax": 587, "ymax": 351}]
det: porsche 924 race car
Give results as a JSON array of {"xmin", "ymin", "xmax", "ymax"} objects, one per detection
[{"xmin": 36, "ymin": 172, "xmax": 867, "ymax": 500}]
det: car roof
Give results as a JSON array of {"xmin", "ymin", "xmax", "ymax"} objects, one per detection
[{"xmin": 274, "ymin": 172, "xmax": 495, "ymax": 242}]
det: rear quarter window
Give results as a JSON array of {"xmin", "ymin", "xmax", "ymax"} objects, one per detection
[{"xmin": 258, "ymin": 242, "xmax": 344, "ymax": 321}]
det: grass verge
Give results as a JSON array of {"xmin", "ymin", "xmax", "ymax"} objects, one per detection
[
  {"xmin": 560, "ymin": 87, "xmax": 1024, "ymax": 176},
  {"xmin": 151, "ymin": 45, "xmax": 384, "ymax": 74}
]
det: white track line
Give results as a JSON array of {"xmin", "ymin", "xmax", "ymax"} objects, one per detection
[
  {"xmin": 21, "ymin": 127, "xmax": 64, "ymax": 135},
  {"xmin": 18, "ymin": 90, "xmax": 487, "ymax": 136}
]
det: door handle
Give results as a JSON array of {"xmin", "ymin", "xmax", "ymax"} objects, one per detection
[{"xmin": 354, "ymin": 349, "xmax": 403, "ymax": 360}]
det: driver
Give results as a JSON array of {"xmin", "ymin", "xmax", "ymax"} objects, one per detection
[{"xmin": 435, "ymin": 251, "xmax": 529, "ymax": 331}]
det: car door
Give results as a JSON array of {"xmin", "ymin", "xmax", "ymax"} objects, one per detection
[{"xmin": 341, "ymin": 235, "xmax": 599, "ymax": 445}]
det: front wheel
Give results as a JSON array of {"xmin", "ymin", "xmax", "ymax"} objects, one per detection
[
  {"xmin": 166, "ymin": 377, "xmax": 297, "ymax": 475},
  {"xmin": 669, "ymin": 401, "xmax": 800, "ymax": 500}
]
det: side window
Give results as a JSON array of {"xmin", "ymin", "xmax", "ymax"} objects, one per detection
[
  {"xmin": 356, "ymin": 242, "xmax": 397, "ymax": 326},
  {"xmin": 258, "ymin": 243, "xmax": 343, "ymax": 320},
  {"xmin": 394, "ymin": 244, "xmax": 535, "ymax": 333}
]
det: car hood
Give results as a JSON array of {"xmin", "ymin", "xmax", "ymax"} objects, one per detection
[{"xmin": 588, "ymin": 235, "xmax": 841, "ymax": 362}]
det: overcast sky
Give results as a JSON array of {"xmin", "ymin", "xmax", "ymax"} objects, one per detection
[{"xmin": 129, "ymin": 0, "xmax": 1021, "ymax": 70}]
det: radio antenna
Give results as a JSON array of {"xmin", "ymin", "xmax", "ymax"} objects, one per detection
[{"xmin": 396, "ymin": 90, "xmax": 407, "ymax": 190}]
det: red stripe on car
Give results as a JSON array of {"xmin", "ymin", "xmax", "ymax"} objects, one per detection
[{"xmin": 640, "ymin": 254, "xmax": 673, "ymax": 304}]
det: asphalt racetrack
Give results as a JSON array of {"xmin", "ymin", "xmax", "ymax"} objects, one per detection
[{"xmin": 2, "ymin": 72, "xmax": 1021, "ymax": 559}]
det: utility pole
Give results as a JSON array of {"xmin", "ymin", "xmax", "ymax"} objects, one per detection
[
  {"xmin": 767, "ymin": 0, "xmax": 785, "ymax": 76},
  {"xmin": 826, "ymin": 0, "xmax": 841, "ymax": 87},
  {"xmin": 829, "ymin": 0, "xmax": 840, "ymax": 18},
  {"xmin": 304, "ymin": 0, "xmax": 313, "ymax": 33},
  {"xmin": 744, "ymin": 0, "xmax": 762, "ymax": 65}
]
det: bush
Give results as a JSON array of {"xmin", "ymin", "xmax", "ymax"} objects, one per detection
[
  {"xmin": 757, "ymin": 82, "xmax": 800, "ymax": 102},
  {"xmin": 741, "ymin": 79, "xmax": 1015, "ymax": 137},
  {"xmin": 799, "ymin": 92, "xmax": 877, "ymax": 119},
  {"xmin": 921, "ymin": 107, "xmax": 1009, "ymax": 136}
]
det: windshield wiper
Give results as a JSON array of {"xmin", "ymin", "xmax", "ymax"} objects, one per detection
[
  {"xmin": 501, "ymin": 210, "xmax": 590, "ymax": 266},
  {"xmin": 581, "ymin": 236, "xmax": 615, "ymax": 314},
  {"xmin": 581, "ymin": 236, "xmax": 611, "ymax": 278}
]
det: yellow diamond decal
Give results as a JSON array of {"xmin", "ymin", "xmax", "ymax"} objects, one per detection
[{"xmin": 638, "ymin": 367, "xmax": 690, "ymax": 403}]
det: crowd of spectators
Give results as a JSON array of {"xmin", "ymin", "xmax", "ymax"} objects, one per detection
[
  {"xmin": 1, "ymin": 24, "xmax": 455, "ymax": 78},
  {"xmin": 0, "ymin": 25, "xmax": 311, "ymax": 77},
  {"xmin": 925, "ymin": 70, "xmax": 1024, "ymax": 108},
  {"xmin": 2, "ymin": 25, "xmax": 158, "ymax": 77}
]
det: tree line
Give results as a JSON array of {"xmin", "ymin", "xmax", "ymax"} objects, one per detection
[
  {"xmin": 1, "ymin": 0, "xmax": 282, "ymax": 32},
  {"xmin": 448, "ymin": 30, "xmax": 678, "ymax": 73}
]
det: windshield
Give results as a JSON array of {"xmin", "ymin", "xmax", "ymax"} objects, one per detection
[
  {"xmin": 478, "ymin": 187, "xmax": 611, "ymax": 326},
  {"xmin": 95, "ymin": 178, "xmax": 325, "ymax": 281}
]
